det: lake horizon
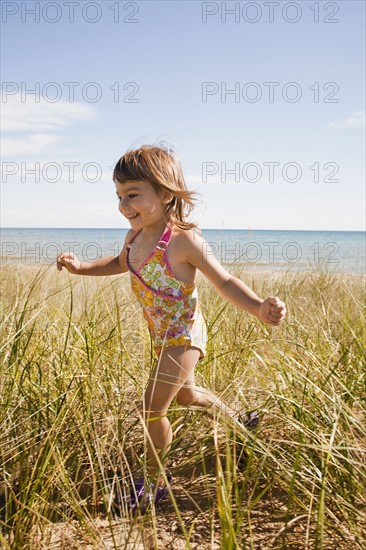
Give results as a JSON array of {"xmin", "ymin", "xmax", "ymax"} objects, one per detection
[{"xmin": 1, "ymin": 227, "xmax": 365, "ymax": 274}]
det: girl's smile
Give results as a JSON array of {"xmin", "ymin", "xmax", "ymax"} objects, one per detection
[{"xmin": 125, "ymin": 213, "xmax": 139, "ymax": 220}]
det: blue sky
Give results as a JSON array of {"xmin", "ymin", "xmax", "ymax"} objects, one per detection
[{"xmin": 1, "ymin": 0, "xmax": 365, "ymax": 230}]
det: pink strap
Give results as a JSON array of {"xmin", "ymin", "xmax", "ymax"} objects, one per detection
[
  {"xmin": 126, "ymin": 229, "xmax": 142, "ymax": 248},
  {"xmin": 158, "ymin": 225, "xmax": 173, "ymax": 248},
  {"xmin": 127, "ymin": 225, "xmax": 172, "ymax": 250}
]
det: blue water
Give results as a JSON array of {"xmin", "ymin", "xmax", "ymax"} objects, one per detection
[{"xmin": 1, "ymin": 228, "xmax": 365, "ymax": 274}]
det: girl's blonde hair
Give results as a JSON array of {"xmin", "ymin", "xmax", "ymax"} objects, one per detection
[{"xmin": 113, "ymin": 144, "xmax": 200, "ymax": 230}]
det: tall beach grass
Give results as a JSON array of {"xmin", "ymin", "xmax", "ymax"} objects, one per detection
[{"xmin": 0, "ymin": 263, "xmax": 365, "ymax": 548}]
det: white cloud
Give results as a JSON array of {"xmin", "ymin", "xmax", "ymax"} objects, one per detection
[
  {"xmin": 328, "ymin": 110, "xmax": 365, "ymax": 129},
  {"xmin": 2, "ymin": 134, "xmax": 61, "ymax": 157},
  {"xmin": 1, "ymin": 92, "xmax": 96, "ymax": 157},
  {"xmin": 1, "ymin": 92, "xmax": 96, "ymax": 132}
]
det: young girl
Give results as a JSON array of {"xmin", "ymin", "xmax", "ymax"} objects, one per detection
[{"xmin": 56, "ymin": 144, "xmax": 286, "ymax": 512}]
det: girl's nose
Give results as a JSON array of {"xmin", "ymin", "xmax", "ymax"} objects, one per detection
[{"xmin": 119, "ymin": 196, "xmax": 128, "ymax": 208}]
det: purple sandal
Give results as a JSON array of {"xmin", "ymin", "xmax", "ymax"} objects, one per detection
[
  {"xmin": 238, "ymin": 410, "xmax": 259, "ymax": 430},
  {"xmin": 234, "ymin": 411, "xmax": 259, "ymax": 468},
  {"xmin": 130, "ymin": 472, "xmax": 172, "ymax": 514}
]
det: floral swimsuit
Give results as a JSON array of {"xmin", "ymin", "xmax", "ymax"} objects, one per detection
[{"xmin": 126, "ymin": 224, "xmax": 207, "ymax": 359}]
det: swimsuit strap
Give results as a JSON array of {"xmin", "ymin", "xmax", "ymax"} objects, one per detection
[
  {"xmin": 157, "ymin": 225, "xmax": 173, "ymax": 249},
  {"xmin": 126, "ymin": 229, "xmax": 142, "ymax": 249},
  {"xmin": 126, "ymin": 224, "xmax": 172, "ymax": 252}
]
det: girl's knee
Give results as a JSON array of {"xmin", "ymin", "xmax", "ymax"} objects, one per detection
[{"xmin": 175, "ymin": 387, "xmax": 198, "ymax": 407}]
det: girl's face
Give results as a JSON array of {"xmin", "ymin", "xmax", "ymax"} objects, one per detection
[{"xmin": 115, "ymin": 180, "xmax": 172, "ymax": 228}]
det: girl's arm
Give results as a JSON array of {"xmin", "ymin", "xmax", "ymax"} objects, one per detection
[
  {"xmin": 56, "ymin": 229, "xmax": 134, "ymax": 276},
  {"xmin": 184, "ymin": 232, "xmax": 286, "ymax": 325}
]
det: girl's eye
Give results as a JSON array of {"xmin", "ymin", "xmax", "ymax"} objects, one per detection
[{"xmin": 116, "ymin": 194, "xmax": 137, "ymax": 201}]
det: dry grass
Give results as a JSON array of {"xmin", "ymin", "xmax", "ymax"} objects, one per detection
[{"xmin": 0, "ymin": 263, "xmax": 365, "ymax": 549}]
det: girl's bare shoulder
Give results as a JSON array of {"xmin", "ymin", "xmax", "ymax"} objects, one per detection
[
  {"xmin": 171, "ymin": 225, "xmax": 203, "ymax": 244},
  {"xmin": 170, "ymin": 225, "xmax": 204, "ymax": 261}
]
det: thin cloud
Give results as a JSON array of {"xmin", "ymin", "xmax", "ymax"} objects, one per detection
[
  {"xmin": 2, "ymin": 134, "xmax": 60, "ymax": 157},
  {"xmin": 328, "ymin": 110, "xmax": 365, "ymax": 129},
  {"xmin": 1, "ymin": 92, "xmax": 96, "ymax": 132},
  {"xmin": 1, "ymin": 92, "xmax": 96, "ymax": 157}
]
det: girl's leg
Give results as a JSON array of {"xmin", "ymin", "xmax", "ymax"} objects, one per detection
[
  {"xmin": 141, "ymin": 345, "xmax": 201, "ymax": 484},
  {"xmin": 175, "ymin": 369, "xmax": 240, "ymax": 421}
]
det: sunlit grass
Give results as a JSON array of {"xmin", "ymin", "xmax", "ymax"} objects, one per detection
[{"xmin": 0, "ymin": 263, "xmax": 365, "ymax": 548}]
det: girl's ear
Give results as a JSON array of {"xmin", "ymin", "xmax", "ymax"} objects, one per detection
[{"xmin": 161, "ymin": 192, "xmax": 174, "ymax": 204}]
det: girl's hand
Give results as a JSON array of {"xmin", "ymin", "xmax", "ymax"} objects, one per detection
[
  {"xmin": 257, "ymin": 296, "xmax": 286, "ymax": 326},
  {"xmin": 56, "ymin": 252, "xmax": 82, "ymax": 274}
]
